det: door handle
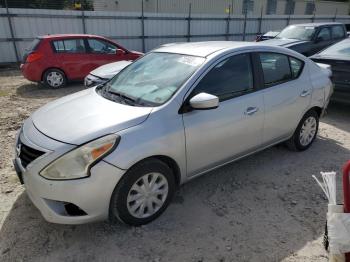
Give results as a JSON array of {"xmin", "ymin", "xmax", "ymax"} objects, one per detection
[
  {"xmin": 244, "ymin": 107, "xmax": 259, "ymax": 116},
  {"xmin": 300, "ymin": 90, "xmax": 311, "ymax": 97}
]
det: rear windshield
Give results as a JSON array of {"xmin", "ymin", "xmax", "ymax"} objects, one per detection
[
  {"xmin": 26, "ymin": 38, "xmax": 41, "ymax": 52},
  {"xmin": 23, "ymin": 38, "xmax": 41, "ymax": 62}
]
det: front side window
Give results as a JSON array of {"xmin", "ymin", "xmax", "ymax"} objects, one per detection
[
  {"xmin": 317, "ymin": 28, "xmax": 331, "ymax": 41},
  {"xmin": 259, "ymin": 53, "xmax": 292, "ymax": 86},
  {"xmin": 100, "ymin": 52, "xmax": 204, "ymax": 106},
  {"xmin": 52, "ymin": 39, "xmax": 86, "ymax": 53},
  {"xmin": 87, "ymin": 39, "xmax": 117, "ymax": 54},
  {"xmin": 332, "ymin": 26, "xmax": 345, "ymax": 39},
  {"xmin": 194, "ymin": 53, "xmax": 254, "ymax": 101},
  {"xmin": 276, "ymin": 25, "xmax": 316, "ymax": 41}
]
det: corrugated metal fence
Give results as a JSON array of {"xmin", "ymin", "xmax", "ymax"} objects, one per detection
[{"xmin": 1, "ymin": 7, "xmax": 350, "ymax": 63}]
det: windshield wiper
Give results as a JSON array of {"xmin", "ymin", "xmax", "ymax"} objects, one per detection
[{"xmin": 107, "ymin": 89, "xmax": 138, "ymax": 105}]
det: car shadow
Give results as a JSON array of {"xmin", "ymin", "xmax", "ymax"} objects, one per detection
[
  {"xmin": 0, "ymin": 134, "xmax": 348, "ymax": 262},
  {"xmin": 322, "ymin": 102, "xmax": 350, "ymax": 134},
  {"xmin": 16, "ymin": 82, "xmax": 86, "ymax": 99}
]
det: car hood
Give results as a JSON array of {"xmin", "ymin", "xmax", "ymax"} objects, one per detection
[
  {"xmin": 32, "ymin": 88, "xmax": 152, "ymax": 145},
  {"xmin": 90, "ymin": 60, "xmax": 133, "ymax": 79},
  {"xmin": 262, "ymin": 38, "xmax": 309, "ymax": 47}
]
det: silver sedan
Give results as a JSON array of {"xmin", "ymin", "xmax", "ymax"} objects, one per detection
[{"xmin": 13, "ymin": 41, "xmax": 332, "ymax": 225}]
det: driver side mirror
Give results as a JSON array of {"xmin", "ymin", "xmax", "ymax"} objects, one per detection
[
  {"xmin": 189, "ymin": 93, "xmax": 219, "ymax": 110},
  {"xmin": 116, "ymin": 49, "xmax": 126, "ymax": 56}
]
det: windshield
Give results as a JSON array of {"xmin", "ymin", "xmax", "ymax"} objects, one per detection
[
  {"xmin": 276, "ymin": 25, "xmax": 316, "ymax": 41},
  {"xmin": 99, "ymin": 52, "xmax": 204, "ymax": 106},
  {"xmin": 320, "ymin": 40, "xmax": 350, "ymax": 57}
]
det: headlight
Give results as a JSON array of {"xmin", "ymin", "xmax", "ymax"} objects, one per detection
[{"xmin": 40, "ymin": 134, "xmax": 120, "ymax": 180}]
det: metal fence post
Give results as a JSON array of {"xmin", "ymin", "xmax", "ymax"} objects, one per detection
[
  {"xmin": 258, "ymin": 6, "xmax": 263, "ymax": 35},
  {"xmin": 187, "ymin": 3, "xmax": 191, "ymax": 42},
  {"xmin": 242, "ymin": 8, "xmax": 247, "ymax": 41},
  {"xmin": 225, "ymin": 5, "xmax": 231, "ymax": 41},
  {"xmin": 82, "ymin": 10, "xmax": 86, "ymax": 34},
  {"xmin": 287, "ymin": 8, "xmax": 291, "ymax": 26},
  {"xmin": 141, "ymin": 0, "xmax": 145, "ymax": 53},
  {"xmin": 5, "ymin": 0, "xmax": 20, "ymax": 63}
]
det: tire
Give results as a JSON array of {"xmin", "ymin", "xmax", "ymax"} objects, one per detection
[
  {"xmin": 43, "ymin": 69, "xmax": 66, "ymax": 88},
  {"xmin": 109, "ymin": 158, "xmax": 175, "ymax": 226},
  {"xmin": 286, "ymin": 109, "xmax": 319, "ymax": 151}
]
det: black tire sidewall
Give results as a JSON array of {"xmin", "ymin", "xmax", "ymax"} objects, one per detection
[
  {"xmin": 292, "ymin": 110, "xmax": 319, "ymax": 151},
  {"xmin": 43, "ymin": 69, "xmax": 66, "ymax": 88},
  {"xmin": 109, "ymin": 159, "xmax": 175, "ymax": 226}
]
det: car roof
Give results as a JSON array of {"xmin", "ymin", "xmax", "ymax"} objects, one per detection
[
  {"xmin": 38, "ymin": 34, "xmax": 109, "ymax": 40},
  {"xmin": 289, "ymin": 22, "xmax": 343, "ymax": 27},
  {"xmin": 154, "ymin": 41, "xmax": 260, "ymax": 57}
]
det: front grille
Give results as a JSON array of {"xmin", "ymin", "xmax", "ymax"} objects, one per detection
[{"xmin": 19, "ymin": 143, "xmax": 45, "ymax": 168}]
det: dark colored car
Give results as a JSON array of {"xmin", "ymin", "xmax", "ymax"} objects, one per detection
[
  {"xmin": 263, "ymin": 22, "xmax": 347, "ymax": 56},
  {"xmin": 255, "ymin": 31, "xmax": 280, "ymax": 42},
  {"xmin": 20, "ymin": 34, "xmax": 143, "ymax": 88},
  {"xmin": 311, "ymin": 38, "xmax": 350, "ymax": 103}
]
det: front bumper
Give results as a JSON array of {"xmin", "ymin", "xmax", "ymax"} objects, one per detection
[
  {"xmin": 14, "ymin": 121, "xmax": 125, "ymax": 224},
  {"xmin": 84, "ymin": 74, "xmax": 108, "ymax": 88}
]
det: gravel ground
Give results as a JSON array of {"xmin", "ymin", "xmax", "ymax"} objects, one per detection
[{"xmin": 0, "ymin": 70, "xmax": 350, "ymax": 262}]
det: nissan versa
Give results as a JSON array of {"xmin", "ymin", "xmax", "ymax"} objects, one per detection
[{"xmin": 14, "ymin": 42, "xmax": 332, "ymax": 226}]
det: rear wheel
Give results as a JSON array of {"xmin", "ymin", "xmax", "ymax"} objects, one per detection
[
  {"xmin": 286, "ymin": 110, "xmax": 319, "ymax": 151},
  {"xmin": 109, "ymin": 159, "xmax": 175, "ymax": 226},
  {"xmin": 43, "ymin": 69, "xmax": 66, "ymax": 88}
]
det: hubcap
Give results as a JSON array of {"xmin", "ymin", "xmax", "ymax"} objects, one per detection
[
  {"xmin": 47, "ymin": 71, "xmax": 63, "ymax": 87},
  {"xmin": 299, "ymin": 116, "xmax": 317, "ymax": 146},
  {"xmin": 127, "ymin": 173, "xmax": 169, "ymax": 219}
]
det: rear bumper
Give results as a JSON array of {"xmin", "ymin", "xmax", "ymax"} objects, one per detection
[{"xmin": 20, "ymin": 63, "xmax": 42, "ymax": 82}]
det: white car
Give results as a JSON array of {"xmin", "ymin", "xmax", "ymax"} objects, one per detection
[{"xmin": 84, "ymin": 60, "xmax": 133, "ymax": 88}]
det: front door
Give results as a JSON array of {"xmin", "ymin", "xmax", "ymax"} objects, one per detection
[{"xmin": 182, "ymin": 53, "xmax": 264, "ymax": 176}]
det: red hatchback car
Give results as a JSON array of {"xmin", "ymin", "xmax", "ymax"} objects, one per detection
[{"xmin": 20, "ymin": 34, "xmax": 142, "ymax": 88}]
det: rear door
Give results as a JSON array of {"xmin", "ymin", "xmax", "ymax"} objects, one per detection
[
  {"xmin": 182, "ymin": 52, "xmax": 264, "ymax": 176},
  {"xmin": 52, "ymin": 38, "xmax": 91, "ymax": 80},
  {"xmin": 258, "ymin": 52, "xmax": 311, "ymax": 145}
]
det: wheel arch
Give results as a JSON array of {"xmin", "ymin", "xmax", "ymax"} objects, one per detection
[
  {"xmin": 308, "ymin": 106, "xmax": 323, "ymax": 117},
  {"xmin": 124, "ymin": 155, "xmax": 182, "ymax": 188},
  {"xmin": 41, "ymin": 67, "xmax": 67, "ymax": 82}
]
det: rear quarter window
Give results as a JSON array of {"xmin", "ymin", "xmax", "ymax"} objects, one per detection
[{"xmin": 289, "ymin": 57, "xmax": 304, "ymax": 79}]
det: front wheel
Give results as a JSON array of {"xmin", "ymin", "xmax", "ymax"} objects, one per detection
[
  {"xmin": 109, "ymin": 159, "xmax": 175, "ymax": 226},
  {"xmin": 286, "ymin": 110, "xmax": 319, "ymax": 151}
]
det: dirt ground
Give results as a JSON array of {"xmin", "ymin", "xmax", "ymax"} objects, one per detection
[{"xmin": 0, "ymin": 70, "xmax": 350, "ymax": 262}]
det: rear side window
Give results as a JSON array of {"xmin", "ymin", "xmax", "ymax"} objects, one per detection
[
  {"xmin": 289, "ymin": 57, "xmax": 304, "ymax": 79},
  {"xmin": 259, "ymin": 53, "xmax": 292, "ymax": 86},
  {"xmin": 52, "ymin": 39, "xmax": 86, "ymax": 53},
  {"xmin": 194, "ymin": 53, "xmax": 254, "ymax": 101},
  {"xmin": 332, "ymin": 25, "xmax": 345, "ymax": 39}
]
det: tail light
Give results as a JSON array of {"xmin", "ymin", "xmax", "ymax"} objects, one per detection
[{"xmin": 26, "ymin": 52, "xmax": 43, "ymax": 63}]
